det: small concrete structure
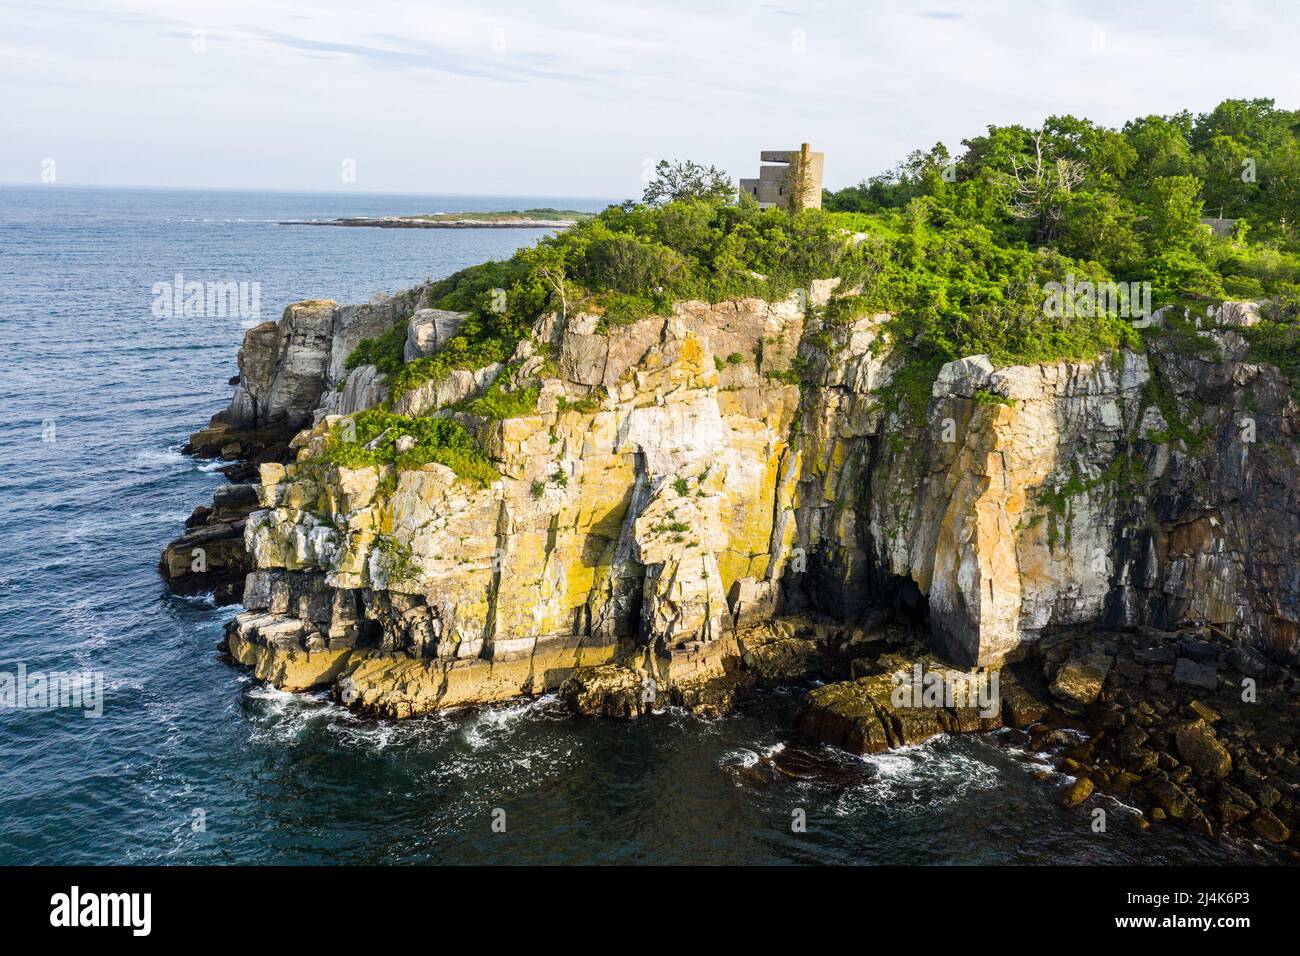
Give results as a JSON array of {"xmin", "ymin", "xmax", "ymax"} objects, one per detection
[
  {"xmin": 1200, "ymin": 217, "xmax": 1237, "ymax": 238},
  {"xmin": 739, "ymin": 143, "xmax": 824, "ymax": 212}
]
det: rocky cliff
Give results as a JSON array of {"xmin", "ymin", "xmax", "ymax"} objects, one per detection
[
  {"xmin": 161, "ymin": 281, "xmax": 1300, "ymax": 850},
  {"xmin": 168, "ymin": 282, "xmax": 1299, "ymax": 712}
]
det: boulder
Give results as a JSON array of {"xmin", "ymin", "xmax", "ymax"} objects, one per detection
[
  {"xmin": 1227, "ymin": 645, "xmax": 1280, "ymax": 680},
  {"xmin": 221, "ymin": 301, "xmax": 337, "ymax": 431},
  {"xmin": 1177, "ymin": 638, "xmax": 1222, "ymax": 663},
  {"xmin": 798, "ymin": 675, "xmax": 897, "ymax": 755},
  {"xmin": 1251, "ymin": 809, "xmax": 1292, "ymax": 844},
  {"xmin": 1187, "ymin": 699, "xmax": 1221, "ymax": 723},
  {"xmin": 1135, "ymin": 645, "xmax": 1176, "ymax": 665},
  {"xmin": 1213, "ymin": 301, "xmax": 1262, "ymax": 327},
  {"xmin": 1173, "ymin": 657, "xmax": 1219, "ymax": 691},
  {"xmin": 1058, "ymin": 777, "xmax": 1094, "ymax": 808},
  {"xmin": 931, "ymin": 354, "xmax": 994, "ymax": 398},
  {"xmin": 1000, "ymin": 670, "xmax": 1050, "ymax": 726},
  {"xmin": 1148, "ymin": 778, "xmax": 1195, "ymax": 819},
  {"xmin": 321, "ymin": 363, "xmax": 388, "ymax": 417},
  {"xmin": 798, "ymin": 660, "xmax": 1003, "ymax": 756},
  {"xmin": 1050, "ymin": 654, "xmax": 1112, "ymax": 706},
  {"xmin": 404, "ymin": 309, "xmax": 467, "ymax": 362},
  {"xmin": 1172, "ymin": 719, "xmax": 1232, "ymax": 778},
  {"xmin": 559, "ymin": 665, "xmax": 649, "ymax": 720}
]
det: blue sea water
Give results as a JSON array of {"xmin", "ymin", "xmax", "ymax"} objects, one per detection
[{"xmin": 0, "ymin": 184, "xmax": 1272, "ymax": 865}]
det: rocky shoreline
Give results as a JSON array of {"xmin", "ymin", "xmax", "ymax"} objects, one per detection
[
  {"xmin": 158, "ymin": 419, "xmax": 294, "ymax": 604},
  {"xmin": 556, "ymin": 614, "xmax": 1299, "ymax": 857},
  {"xmin": 161, "ymin": 279, "xmax": 1300, "ymax": 861},
  {"xmin": 279, "ymin": 215, "xmax": 580, "ymax": 229}
]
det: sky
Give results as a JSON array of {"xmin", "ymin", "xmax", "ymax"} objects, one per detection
[{"xmin": 2, "ymin": 0, "xmax": 1297, "ymax": 199}]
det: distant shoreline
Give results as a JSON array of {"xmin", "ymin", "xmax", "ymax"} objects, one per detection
[{"xmin": 279, "ymin": 210, "xmax": 587, "ymax": 230}]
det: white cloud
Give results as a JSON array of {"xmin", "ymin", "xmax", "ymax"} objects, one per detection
[{"xmin": 1, "ymin": 0, "xmax": 1296, "ymax": 195}]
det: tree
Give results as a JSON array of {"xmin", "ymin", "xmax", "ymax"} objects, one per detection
[
  {"xmin": 642, "ymin": 160, "xmax": 734, "ymax": 206},
  {"xmin": 1197, "ymin": 134, "xmax": 1256, "ymax": 217},
  {"xmin": 1122, "ymin": 114, "xmax": 1194, "ymax": 182},
  {"xmin": 1003, "ymin": 131, "xmax": 1087, "ymax": 242},
  {"xmin": 1058, "ymin": 190, "xmax": 1142, "ymax": 266},
  {"xmin": 1042, "ymin": 115, "xmax": 1137, "ymax": 182},
  {"xmin": 824, "ymin": 144, "xmax": 956, "ymax": 213},
  {"xmin": 1142, "ymin": 175, "xmax": 1205, "ymax": 251},
  {"xmin": 1191, "ymin": 98, "xmax": 1294, "ymax": 153},
  {"xmin": 525, "ymin": 245, "xmax": 570, "ymax": 322}
]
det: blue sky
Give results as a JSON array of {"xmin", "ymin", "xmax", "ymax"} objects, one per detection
[{"xmin": 2, "ymin": 0, "xmax": 1295, "ymax": 197}]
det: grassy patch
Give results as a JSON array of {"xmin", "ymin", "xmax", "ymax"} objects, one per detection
[
  {"xmin": 371, "ymin": 534, "xmax": 418, "ymax": 584},
  {"xmin": 465, "ymin": 378, "xmax": 539, "ymax": 419},
  {"xmin": 556, "ymin": 392, "xmax": 603, "ymax": 414},
  {"xmin": 321, "ymin": 408, "xmax": 498, "ymax": 486}
]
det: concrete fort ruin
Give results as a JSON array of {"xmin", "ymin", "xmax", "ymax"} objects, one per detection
[{"xmin": 739, "ymin": 143, "xmax": 824, "ymax": 213}]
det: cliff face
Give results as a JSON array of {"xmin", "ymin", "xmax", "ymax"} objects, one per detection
[{"xmin": 182, "ymin": 284, "xmax": 1300, "ymax": 717}]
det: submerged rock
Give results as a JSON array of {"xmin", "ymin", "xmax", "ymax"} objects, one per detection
[{"xmin": 1058, "ymin": 777, "xmax": 1094, "ymax": 808}]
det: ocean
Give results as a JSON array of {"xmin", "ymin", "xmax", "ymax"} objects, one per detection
[{"xmin": 0, "ymin": 184, "xmax": 1268, "ymax": 864}]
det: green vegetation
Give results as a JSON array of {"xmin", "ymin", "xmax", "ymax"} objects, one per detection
[
  {"xmin": 344, "ymin": 191, "xmax": 888, "ymax": 396},
  {"xmin": 823, "ymin": 99, "xmax": 1300, "ymax": 415},
  {"xmin": 1032, "ymin": 456, "xmax": 1138, "ymax": 551},
  {"xmin": 1140, "ymin": 370, "xmax": 1211, "ymax": 450},
  {"xmin": 973, "ymin": 388, "xmax": 1015, "ymax": 407},
  {"xmin": 652, "ymin": 521, "xmax": 691, "ymax": 535},
  {"xmin": 715, "ymin": 351, "xmax": 746, "ymax": 371},
  {"xmin": 1243, "ymin": 306, "xmax": 1300, "ymax": 395},
  {"xmin": 371, "ymin": 535, "xmax": 418, "ymax": 584},
  {"xmin": 345, "ymin": 320, "xmax": 406, "ymax": 375},
  {"xmin": 465, "ymin": 377, "xmax": 539, "ymax": 419},
  {"xmin": 320, "ymin": 408, "xmax": 498, "ymax": 486},
  {"xmin": 389, "ymin": 337, "xmax": 512, "ymax": 400},
  {"xmin": 641, "ymin": 160, "xmax": 734, "ymax": 206},
  {"xmin": 825, "ymin": 100, "xmax": 1300, "ymax": 303},
  {"xmin": 409, "ymin": 208, "xmax": 591, "ymax": 223},
  {"xmin": 556, "ymin": 393, "xmax": 602, "ymax": 414},
  {"xmin": 325, "ymin": 99, "xmax": 1298, "ymax": 491}
]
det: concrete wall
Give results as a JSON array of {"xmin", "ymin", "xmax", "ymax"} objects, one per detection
[{"xmin": 739, "ymin": 144, "xmax": 824, "ymax": 212}]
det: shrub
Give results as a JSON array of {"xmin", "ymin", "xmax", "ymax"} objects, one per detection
[
  {"xmin": 388, "ymin": 336, "xmax": 512, "ymax": 400},
  {"xmin": 465, "ymin": 378, "xmax": 539, "ymax": 419},
  {"xmin": 581, "ymin": 230, "xmax": 687, "ymax": 294},
  {"xmin": 345, "ymin": 320, "xmax": 407, "ymax": 375},
  {"xmin": 321, "ymin": 408, "xmax": 498, "ymax": 486}
]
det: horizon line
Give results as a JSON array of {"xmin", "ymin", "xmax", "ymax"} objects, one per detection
[{"xmin": 0, "ymin": 181, "xmax": 625, "ymax": 202}]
